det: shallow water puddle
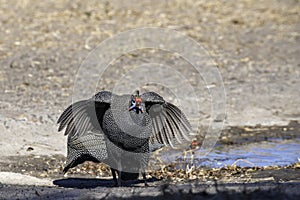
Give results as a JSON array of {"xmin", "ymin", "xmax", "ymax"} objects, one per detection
[
  {"xmin": 159, "ymin": 139, "xmax": 300, "ymax": 168},
  {"xmin": 199, "ymin": 139, "xmax": 300, "ymax": 168}
]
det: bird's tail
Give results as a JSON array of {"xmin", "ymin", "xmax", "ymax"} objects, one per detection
[{"xmin": 64, "ymin": 131, "xmax": 108, "ymax": 173}]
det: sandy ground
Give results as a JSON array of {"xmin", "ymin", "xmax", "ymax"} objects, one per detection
[{"xmin": 0, "ymin": 0, "xmax": 299, "ymax": 199}]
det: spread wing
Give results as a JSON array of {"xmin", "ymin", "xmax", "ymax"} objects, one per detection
[
  {"xmin": 57, "ymin": 91, "xmax": 112, "ymax": 172},
  {"xmin": 141, "ymin": 92, "xmax": 192, "ymax": 148},
  {"xmin": 57, "ymin": 91, "xmax": 112, "ymax": 137}
]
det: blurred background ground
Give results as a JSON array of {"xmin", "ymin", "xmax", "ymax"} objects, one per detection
[{"xmin": 0, "ymin": 0, "xmax": 299, "ymax": 199}]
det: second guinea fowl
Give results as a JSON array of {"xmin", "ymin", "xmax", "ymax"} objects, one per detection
[{"xmin": 57, "ymin": 91, "xmax": 192, "ymax": 186}]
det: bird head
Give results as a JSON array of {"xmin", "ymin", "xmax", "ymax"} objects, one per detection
[{"xmin": 129, "ymin": 90, "xmax": 144, "ymax": 113}]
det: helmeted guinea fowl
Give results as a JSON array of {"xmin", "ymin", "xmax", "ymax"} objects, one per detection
[{"xmin": 57, "ymin": 90, "xmax": 192, "ymax": 186}]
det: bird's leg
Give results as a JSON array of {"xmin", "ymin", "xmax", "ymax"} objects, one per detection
[
  {"xmin": 117, "ymin": 170, "xmax": 122, "ymax": 186},
  {"xmin": 111, "ymin": 168, "xmax": 118, "ymax": 187},
  {"xmin": 115, "ymin": 160, "xmax": 123, "ymax": 186},
  {"xmin": 142, "ymin": 172, "xmax": 149, "ymax": 187}
]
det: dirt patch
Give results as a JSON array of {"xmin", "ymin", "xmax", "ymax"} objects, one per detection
[
  {"xmin": 0, "ymin": 153, "xmax": 299, "ymax": 199},
  {"xmin": 218, "ymin": 120, "xmax": 300, "ymax": 145}
]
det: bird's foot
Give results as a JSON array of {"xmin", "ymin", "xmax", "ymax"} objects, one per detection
[
  {"xmin": 142, "ymin": 172, "xmax": 149, "ymax": 187},
  {"xmin": 144, "ymin": 181, "xmax": 149, "ymax": 187}
]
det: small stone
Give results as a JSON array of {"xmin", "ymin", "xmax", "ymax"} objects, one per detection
[
  {"xmin": 27, "ymin": 147, "xmax": 34, "ymax": 151},
  {"xmin": 40, "ymin": 173, "xmax": 48, "ymax": 177}
]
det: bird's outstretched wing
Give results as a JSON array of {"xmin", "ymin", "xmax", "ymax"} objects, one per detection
[
  {"xmin": 57, "ymin": 91, "xmax": 112, "ymax": 172},
  {"xmin": 57, "ymin": 91, "xmax": 112, "ymax": 137},
  {"xmin": 141, "ymin": 92, "xmax": 192, "ymax": 147}
]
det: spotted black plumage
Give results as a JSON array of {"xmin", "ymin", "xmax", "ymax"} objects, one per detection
[{"xmin": 57, "ymin": 91, "xmax": 192, "ymax": 186}]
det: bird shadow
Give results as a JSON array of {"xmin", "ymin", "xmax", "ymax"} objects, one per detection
[{"xmin": 53, "ymin": 177, "xmax": 162, "ymax": 188}]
